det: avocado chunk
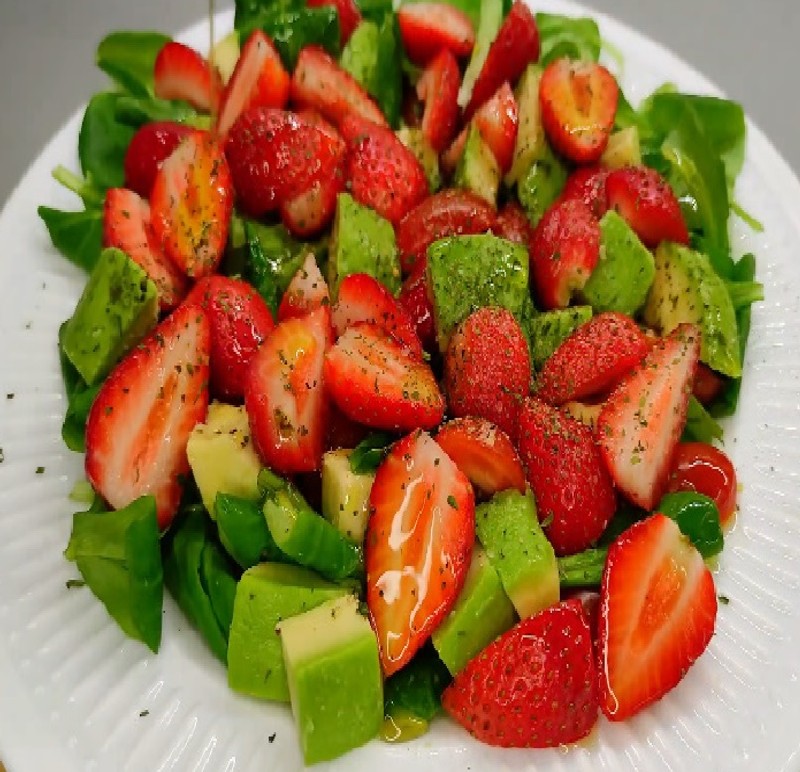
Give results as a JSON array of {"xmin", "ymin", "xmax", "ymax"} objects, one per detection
[
  {"xmin": 643, "ymin": 242, "xmax": 741, "ymax": 377},
  {"xmin": 397, "ymin": 127, "xmax": 441, "ymax": 193},
  {"xmin": 321, "ymin": 449, "xmax": 375, "ymax": 545},
  {"xmin": 427, "ymin": 234, "xmax": 529, "ymax": 352},
  {"xmin": 458, "ymin": 0, "xmax": 503, "ymax": 108},
  {"xmin": 476, "ymin": 489, "xmax": 559, "ymax": 619},
  {"xmin": 506, "ymin": 64, "xmax": 546, "ymax": 186},
  {"xmin": 582, "ymin": 210, "xmax": 655, "ymax": 316},
  {"xmin": 61, "ymin": 247, "xmax": 158, "ymax": 385},
  {"xmin": 227, "ymin": 563, "xmax": 352, "ymax": 702},
  {"xmin": 340, "ymin": 20, "xmax": 380, "ymax": 88},
  {"xmin": 454, "ymin": 123, "xmax": 501, "ymax": 205},
  {"xmin": 432, "ymin": 546, "xmax": 517, "ymax": 675},
  {"xmin": 517, "ymin": 143, "xmax": 568, "ymax": 227},
  {"xmin": 278, "ymin": 594, "xmax": 383, "ymax": 765},
  {"xmin": 186, "ymin": 402, "xmax": 262, "ymax": 517},
  {"xmin": 525, "ymin": 305, "xmax": 593, "ymax": 371},
  {"xmin": 329, "ymin": 192, "xmax": 400, "ymax": 297},
  {"xmin": 600, "ymin": 126, "xmax": 642, "ymax": 169}
]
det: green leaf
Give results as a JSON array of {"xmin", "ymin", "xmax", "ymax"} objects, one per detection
[
  {"xmin": 114, "ymin": 95, "xmax": 208, "ymax": 128},
  {"xmin": 657, "ymin": 491, "xmax": 723, "ymax": 558},
  {"xmin": 384, "ymin": 644, "xmax": 451, "ymax": 722},
  {"xmin": 96, "ymin": 31, "xmax": 171, "ymax": 97},
  {"xmin": 557, "ymin": 548, "xmax": 607, "ymax": 587},
  {"xmin": 682, "ymin": 395, "xmax": 724, "ymax": 444},
  {"xmin": 536, "ymin": 13, "xmax": 601, "ymax": 66},
  {"xmin": 349, "ymin": 432, "xmax": 394, "ymax": 474},
  {"xmin": 725, "ymin": 279, "xmax": 764, "ymax": 311},
  {"xmin": 38, "ymin": 206, "xmax": 103, "ymax": 273},
  {"xmin": 235, "ymin": 0, "xmax": 302, "ymax": 32},
  {"xmin": 78, "ymin": 92, "xmax": 137, "ymax": 190}
]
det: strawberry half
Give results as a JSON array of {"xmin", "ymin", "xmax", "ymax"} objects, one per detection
[
  {"xmin": 473, "ymin": 82, "xmax": 519, "ymax": 174},
  {"xmin": 123, "ymin": 121, "xmax": 194, "ymax": 199},
  {"xmin": 277, "ymin": 252, "xmax": 330, "ymax": 322},
  {"xmin": 366, "ymin": 430, "xmax": 475, "ymax": 674},
  {"xmin": 85, "ymin": 303, "xmax": 210, "ymax": 529},
  {"xmin": 307, "ymin": 0, "xmax": 362, "ymax": 46},
  {"xmin": 397, "ymin": 2, "xmax": 476, "ymax": 66},
  {"xmin": 598, "ymin": 514, "xmax": 717, "ymax": 721},
  {"xmin": 154, "ymin": 41, "xmax": 220, "ymax": 113},
  {"xmin": 494, "ymin": 201, "xmax": 531, "ymax": 245},
  {"xmin": 397, "ymin": 266, "xmax": 436, "ymax": 352},
  {"xmin": 560, "ymin": 165, "xmax": 610, "ymax": 219},
  {"xmin": 416, "ymin": 49, "xmax": 461, "ymax": 154}
]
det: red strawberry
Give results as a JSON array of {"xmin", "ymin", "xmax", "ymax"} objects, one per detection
[
  {"xmin": 123, "ymin": 121, "xmax": 195, "ymax": 199},
  {"xmin": 341, "ymin": 114, "xmax": 429, "ymax": 224},
  {"xmin": 290, "ymin": 46, "xmax": 387, "ymax": 128},
  {"xmin": 473, "ymin": 82, "xmax": 519, "ymax": 174},
  {"xmin": 435, "ymin": 416, "xmax": 526, "ymax": 497},
  {"xmin": 279, "ymin": 172, "xmax": 345, "ymax": 237},
  {"xmin": 529, "ymin": 198, "xmax": 601, "ymax": 310},
  {"xmin": 693, "ymin": 362, "xmax": 726, "ymax": 406},
  {"xmin": 597, "ymin": 324, "xmax": 701, "ymax": 509},
  {"xmin": 154, "ymin": 41, "xmax": 220, "ymax": 113},
  {"xmin": 517, "ymin": 397, "xmax": 616, "ymax": 556},
  {"xmin": 442, "ymin": 600, "xmax": 599, "ymax": 747},
  {"xmin": 324, "ymin": 323, "xmax": 444, "ymax": 431},
  {"xmin": 397, "ymin": 266, "xmax": 436, "ymax": 352},
  {"xmin": 307, "ymin": 0, "xmax": 362, "ymax": 46},
  {"xmin": 185, "ymin": 275, "xmax": 275, "ymax": 401},
  {"xmin": 150, "ymin": 132, "xmax": 233, "ymax": 278},
  {"xmin": 560, "ymin": 165, "xmax": 610, "ymax": 219},
  {"xmin": 85, "ymin": 303, "xmax": 210, "ymax": 529},
  {"xmin": 540, "ymin": 59, "xmax": 618, "ymax": 163},
  {"xmin": 102, "ymin": 187, "xmax": 189, "ymax": 311},
  {"xmin": 366, "ymin": 430, "xmax": 475, "ymax": 674},
  {"xmin": 325, "ymin": 402, "xmax": 370, "ymax": 452},
  {"xmin": 216, "ymin": 30, "xmax": 290, "ymax": 138},
  {"xmin": 416, "ymin": 49, "xmax": 461, "ymax": 154},
  {"xmin": 598, "ymin": 514, "xmax": 717, "ymax": 721},
  {"xmin": 277, "ymin": 252, "xmax": 330, "ymax": 322},
  {"xmin": 245, "ymin": 305, "xmax": 332, "ymax": 474},
  {"xmin": 536, "ymin": 312, "xmax": 650, "ymax": 405},
  {"xmin": 444, "ymin": 307, "xmax": 530, "ymax": 441},
  {"xmin": 494, "ymin": 201, "xmax": 531, "ymax": 245},
  {"xmin": 398, "ymin": 2, "xmax": 475, "ymax": 66},
  {"xmin": 605, "ymin": 165, "xmax": 690, "ymax": 247}
]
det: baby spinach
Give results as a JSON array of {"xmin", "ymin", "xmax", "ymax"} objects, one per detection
[
  {"xmin": 657, "ymin": 491, "xmax": 723, "ymax": 559},
  {"xmin": 349, "ymin": 432, "xmax": 394, "ymax": 474},
  {"xmin": 114, "ymin": 94, "xmax": 207, "ymax": 128},
  {"xmin": 682, "ymin": 396, "xmax": 724, "ymax": 444},
  {"xmin": 536, "ymin": 13, "xmax": 601, "ymax": 66},
  {"xmin": 79, "ymin": 92, "xmax": 137, "ymax": 190},
  {"xmin": 58, "ymin": 323, "xmax": 101, "ymax": 452},
  {"xmin": 96, "ymin": 31, "xmax": 171, "ymax": 97},
  {"xmin": 384, "ymin": 644, "xmax": 451, "ymax": 723}
]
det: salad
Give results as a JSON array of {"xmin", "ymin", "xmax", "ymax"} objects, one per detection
[{"xmin": 39, "ymin": 0, "xmax": 764, "ymax": 765}]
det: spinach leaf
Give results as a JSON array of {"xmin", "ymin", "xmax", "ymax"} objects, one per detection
[
  {"xmin": 682, "ymin": 395, "xmax": 724, "ymax": 444},
  {"xmin": 536, "ymin": 13, "xmax": 601, "ymax": 66},
  {"xmin": 58, "ymin": 322, "xmax": 100, "ymax": 452},
  {"xmin": 78, "ymin": 93, "xmax": 137, "ymax": 190},
  {"xmin": 384, "ymin": 644, "xmax": 451, "ymax": 723},
  {"xmin": 114, "ymin": 95, "xmax": 208, "ymax": 128},
  {"xmin": 235, "ymin": 0, "xmax": 301, "ymax": 33},
  {"xmin": 96, "ymin": 31, "xmax": 171, "ymax": 97},
  {"xmin": 214, "ymin": 493, "xmax": 287, "ymax": 569},
  {"xmin": 38, "ymin": 206, "xmax": 103, "ymax": 273},
  {"xmin": 373, "ymin": 12, "xmax": 403, "ymax": 127},
  {"xmin": 557, "ymin": 548, "xmax": 607, "ymax": 587},
  {"xmin": 349, "ymin": 432, "xmax": 394, "ymax": 474},
  {"xmin": 657, "ymin": 492, "xmax": 723, "ymax": 559}
]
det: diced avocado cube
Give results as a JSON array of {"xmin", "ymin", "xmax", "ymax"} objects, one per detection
[
  {"xmin": 506, "ymin": 64, "xmax": 546, "ymax": 186},
  {"xmin": 278, "ymin": 594, "xmax": 383, "ymax": 765},
  {"xmin": 517, "ymin": 145, "xmax": 568, "ymax": 227},
  {"xmin": 397, "ymin": 127, "xmax": 441, "ymax": 192},
  {"xmin": 600, "ymin": 126, "xmax": 642, "ymax": 169},
  {"xmin": 61, "ymin": 247, "xmax": 158, "ymax": 385},
  {"xmin": 476, "ymin": 489, "xmax": 559, "ymax": 619},
  {"xmin": 454, "ymin": 123, "xmax": 500, "ymax": 205},
  {"xmin": 526, "ymin": 306, "xmax": 593, "ymax": 371},
  {"xmin": 432, "ymin": 546, "xmax": 517, "ymax": 675},
  {"xmin": 227, "ymin": 563, "xmax": 351, "ymax": 702},
  {"xmin": 321, "ymin": 449, "xmax": 375, "ymax": 545},
  {"xmin": 582, "ymin": 210, "xmax": 655, "ymax": 316}
]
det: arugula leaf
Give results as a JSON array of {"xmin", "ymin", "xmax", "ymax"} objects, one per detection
[
  {"xmin": 349, "ymin": 432, "xmax": 394, "ymax": 474},
  {"xmin": 78, "ymin": 92, "xmax": 137, "ymax": 190},
  {"xmin": 536, "ymin": 13, "xmax": 601, "ymax": 66},
  {"xmin": 38, "ymin": 206, "xmax": 103, "ymax": 273},
  {"xmin": 96, "ymin": 31, "xmax": 171, "ymax": 97},
  {"xmin": 114, "ymin": 95, "xmax": 208, "ymax": 128},
  {"xmin": 682, "ymin": 395, "xmax": 724, "ymax": 444}
]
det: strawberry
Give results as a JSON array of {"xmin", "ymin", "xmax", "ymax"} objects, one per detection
[
  {"xmin": 473, "ymin": 82, "xmax": 519, "ymax": 174},
  {"xmin": 277, "ymin": 252, "xmax": 330, "ymax": 322},
  {"xmin": 397, "ymin": 2, "xmax": 475, "ymax": 66},
  {"xmin": 605, "ymin": 165, "xmax": 690, "ymax": 247},
  {"xmin": 279, "ymin": 173, "xmax": 345, "ymax": 237},
  {"xmin": 324, "ymin": 323, "xmax": 444, "ymax": 431},
  {"xmin": 494, "ymin": 201, "xmax": 531, "ymax": 245},
  {"xmin": 435, "ymin": 416, "xmax": 526, "ymax": 497},
  {"xmin": 397, "ymin": 266, "xmax": 436, "ymax": 352},
  {"xmin": 153, "ymin": 41, "xmax": 220, "ymax": 113},
  {"xmin": 444, "ymin": 307, "xmax": 530, "ymax": 441},
  {"xmin": 290, "ymin": 46, "xmax": 387, "ymax": 128},
  {"xmin": 464, "ymin": 1, "xmax": 540, "ymax": 118},
  {"xmin": 216, "ymin": 30, "xmax": 290, "ymax": 138},
  {"xmin": 442, "ymin": 599, "xmax": 599, "ymax": 747},
  {"xmin": 597, "ymin": 324, "xmax": 701, "ymax": 510},
  {"xmin": 123, "ymin": 121, "xmax": 194, "ymax": 199},
  {"xmin": 366, "ymin": 430, "xmax": 475, "ymax": 674},
  {"xmin": 693, "ymin": 362, "xmax": 726, "ymax": 406},
  {"xmin": 560, "ymin": 165, "xmax": 610, "ymax": 219},
  {"xmin": 102, "ymin": 187, "xmax": 189, "ymax": 311},
  {"xmin": 440, "ymin": 126, "xmax": 468, "ymax": 176},
  {"xmin": 245, "ymin": 305, "xmax": 332, "ymax": 474},
  {"xmin": 307, "ymin": 0, "xmax": 362, "ymax": 46},
  {"xmin": 185, "ymin": 275, "xmax": 275, "ymax": 401},
  {"xmin": 85, "ymin": 303, "xmax": 210, "ymax": 529},
  {"xmin": 150, "ymin": 132, "xmax": 233, "ymax": 278},
  {"xmin": 341, "ymin": 114, "xmax": 429, "ymax": 225},
  {"xmin": 536, "ymin": 312, "xmax": 650, "ymax": 405},
  {"xmin": 598, "ymin": 514, "xmax": 717, "ymax": 721},
  {"xmin": 529, "ymin": 198, "xmax": 601, "ymax": 310},
  {"xmin": 517, "ymin": 397, "xmax": 616, "ymax": 556},
  {"xmin": 539, "ymin": 59, "xmax": 618, "ymax": 163},
  {"xmin": 416, "ymin": 49, "xmax": 461, "ymax": 154},
  {"xmin": 325, "ymin": 402, "xmax": 370, "ymax": 452}
]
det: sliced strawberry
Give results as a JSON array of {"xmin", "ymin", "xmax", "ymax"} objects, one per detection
[
  {"xmin": 605, "ymin": 165, "xmax": 690, "ymax": 247},
  {"xmin": 85, "ymin": 303, "xmax": 210, "ymax": 529},
  {"xmin": 154, "ymin": 41, "xmax": 220, "ymax": 113},
  {"xmin": 366, "ymin": 430, "xmax": 475, "ymax": 674},
  {"xmin": 185, "ymin": 275, "xmax": 275, "ymax": 401},
  {"xmin": 307, "ymin": 0, "xmax": 362, "ymax": 46},
  {"xmin": 599, "ymin": 513, "xmax": 717, "ymax": 721},
  {"xmin": 279, "ymin": 173, "xmax": 344, "ymax": 237},
  {"xmin": 123, "ymin": 121, "xmax": 195, "ymax": 199},
  {"xmin": 325, "ymin": 402, "xmax": 370, "ymax": 452},
  {"xmin": 341, "ymin": 114, "xmax": 429, "ymax": 225},
  {"xmin": 216, "ymin": 30, "xmax": 290, "ymax": 138},
  {"xmin": 560, "ymin": 165, "xmax": 610, "ymax": 219},
  {"xmin": 529, "ymin": 198, "xmax": 601, "ymax": 310},
  {"xmin": 494, "ymin": 201, "xmax": 531, "ymax": 245},
  {"xmin": 597, "ymin": 324, "xmax": 701, "ymax": 509},
  {"xmin": 440, "ymin": 125, "xmax": 468, "ymax": 177},
  {"xmin": 536, "ymin": 312, "xmax": 650, "ymax": 405},
  {"xmin": 150, "ymin": 132, "xmax": 233, "ymax": 278},
  {"xmin": 442, "ymin": 600, "xmax": 598, "ymax": 747},
  {"xmin": 324, "ymin": 323, "xmax": 444, "ymax": 431},
  {"xmin": 473, "ymin": 82, "xmax": 519, "ymax": 174},
  {"xmin": 397, "ymin": 266, "xmax": 436, "ymax": 352},
  {"xmin": 244, "ymin": 305, "xmax": 332, "ymax": 474},
  {"xmin": 693, "ymin": 362, "xmax": 726, "ymax": 406},
  {"xmin": 290, "ymin": 46, "xmax": 387, "ymax": 128},
  {"xmin": 435, "ymin": 417, "xmax": 526, "ymax": 497},
  {"xmin": 539, "ymin": 59, "xmax": 618, "ymax": 163},
  {"xmin": 416, "ymin": 49, "xmax": 461, "ymax": 154},
  {"xmin": 397, "ymin": 2, "xmax": 475, "ymax": 66},
  {"xmin": 277, "ymin": 252, "xmax": 330, "ymax": 322},
  {"xmin": 103, "ymin": 187, "xmax": 189, "ymax": 310}
]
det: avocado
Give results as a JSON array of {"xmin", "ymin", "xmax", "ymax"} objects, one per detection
[
  {"xmin": 581, "ymin": 210, "xmax": 655, "ymax": 315},
  {"xmin": 427, "ymin": 234, "xmax": 529, "ymax": 352},
  {"xmin": 320, "ymin": 449, "xmax": 375, "ymax": 545},
  {"xmin": 431, "ymin": 546, "xmax": 516, "ymax": 676},
  {"xmin": 211, "ymin": 30, "xmax": 240, "ymax": 85},
  {"xmin": 517, "ymin": 143, "xmax": 568, "ymax": 227},
  {"xmin": 329, "ymin": 192, "xmax": 401, "ymax": 297},
  {"xmin": 600, "ymin": 126, "xmax": 642, "ymax": 169},
  {"xmin": 454, "ymin": 123, "xmax": 500, "ymax": 205},
  {"xmin": 643, "ymin": 242, "xmax": 741, "ymax": 377},
  {"xmin": 227, "ymin": 563, "xmax": 352, "ymax": 703},
  {"xmin": 340, "ymin": 20, "xmax": 380, "ymax": 88},
  {"xmin": 458, "ymin": 0, "xmax": 504, "ymax": 108},
  {"xmin": 397, "ymin": 127, "xmax": 442, "ymax": 193},
  {"xmin": 186, "ymin": 402, "xmax": 262, "ymax": 517},
  {"xmin": 525, "ymin": 305, "xmax": 593, "ymax": 371},
  {"xmin": 61, "ymin": 247, "xmax": 158, "ymax": 385},
  {"xmin": 506, "ymin": 64, "xmax": 546, "ymax": 186},
  {"xmin": 278, "ymin": 594, "xmax": 383, "ymax": 765},
  {"xmin": 475, "ymin": 489, "xmax": 559, "ymax": 619}
]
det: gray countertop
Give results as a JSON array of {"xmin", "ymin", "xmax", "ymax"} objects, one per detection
[{"xmin": 0, "ymin": 0, "xmax": 798, "ymax": 206}]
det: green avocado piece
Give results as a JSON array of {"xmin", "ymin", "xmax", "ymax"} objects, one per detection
[
  {"xmin": 506, "ymin": 64, "xmax": 546, "ymax": 186},
  {"xmin": 517, "ymin": 143, "xmax": 568, "ymax": 227},
  {"xmin": 61, "ymin": 247, "xmax": 158, "ymax": 385},
  {"xmin": 582, "ymin": 210, "xmax": 655, "ymax": 316},
  {"xmin": 321, "ymin": 449, "xmax": 375, "ymax": 545},
  {"xmin": 340, "ymin": 20, "xmax": 380, "ymax": 88},
  {"xmin": 454, "ymin": 123, "xmax": 501, "ymax": 205},
  {"xmin": 643, "ymin": 242, "xmax": 741, "ymax": 377},
  {"xmin": 227, "ymin": 563, "xmax": 352, "ymax": 702},
  {"xmin": 278, "ymin": 594, "xmax": 383, "ymax": 765},
  {"xmin": 458, "ymin": 0, "xmax": 504, "ymax": 108},
  {"xmin": 525, "ymin": 305, "xmax": 593, "ymax": 371},
  {"xmin": 397, "ymin": 127, "xmax": 441, "ymax": 192}
]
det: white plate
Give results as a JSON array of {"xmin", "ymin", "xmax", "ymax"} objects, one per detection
[{"xmin": 2, "ymin": 1, "xmax": 800, "ymax": 770}]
